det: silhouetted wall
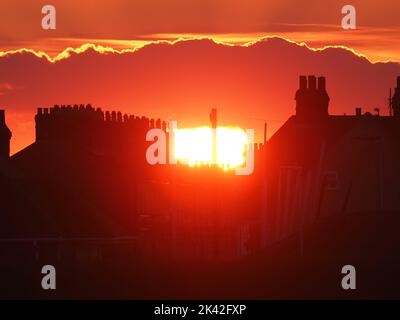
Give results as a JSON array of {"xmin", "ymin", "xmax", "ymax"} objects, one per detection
[
  {"xmin": 0, "ymin": 110, "xmax": 11, "ymax": 159},
  {"xmin": 33, "ymin": 104, "xmax": 170, "ymax": 166}
]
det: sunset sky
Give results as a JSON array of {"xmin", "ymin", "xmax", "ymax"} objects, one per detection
[
  {"xmin": 0, "ymin": 0, "xmax": 400, "ymax": 154},
  {"xmin": 0, "ymin": 0, "xmax": 400, "ymax": 62}
]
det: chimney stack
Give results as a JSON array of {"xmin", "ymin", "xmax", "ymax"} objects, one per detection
[{"xmin": 295, "ymin": 75, "xmax": 330, "ymax": 120}]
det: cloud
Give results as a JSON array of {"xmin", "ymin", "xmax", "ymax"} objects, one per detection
[
  {"xmin": 2, "ymin": 25, "xmax": 400, "ymax": 63},
  {"xmin": 1, "ymin": 1, "xmax": 400, "ymax": 62}
]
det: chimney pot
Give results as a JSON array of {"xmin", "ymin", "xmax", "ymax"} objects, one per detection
[
  {"xmin": 308, "ymin": 75, "xmax": 316, "ymax": 89},
  {"xmin": 299, "ymin": 76, "xmax": 307, "ymax": 90},
  {"xmin": 318, "ymin": 77, "xmax": 326, "ymax": 90}
]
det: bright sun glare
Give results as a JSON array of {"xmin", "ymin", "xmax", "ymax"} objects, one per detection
[{"xmin": 174, "ymin": 127, "xmax": 248, "ymax": 170}]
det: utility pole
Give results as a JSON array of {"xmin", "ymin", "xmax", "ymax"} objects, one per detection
[{"xmin": 210, "ymin": 108, "xmax": 217, "ymax": 164}]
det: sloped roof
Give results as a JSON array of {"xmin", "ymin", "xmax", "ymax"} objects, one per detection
[{"xmin": 266, "ymin": 114, "xmax": 400, "ymax": 168}]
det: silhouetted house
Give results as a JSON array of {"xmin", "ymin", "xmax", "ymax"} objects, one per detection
[
  {"xmin": 5, "ymin": 104, "xmax": 258, "ymax": 262},
  {"xmin": 3, "ymin": 75, "xmax": 400, "ymax": 266},
  {"xmin": 0, "ymin": 109, "xmax": 15, "ymax": 209},
  {"xmin": 6, "ymin": 105, "xmax": 166, "ymax": 263},
  {"xmin": 0, "ymin": 110, "xmax": 31, "ymax": 241},
  {"xmin": 0, "ymin": 110, "xmax": 11, "ymax": 159},
  {"xmin": 3, "ymin": 76, "xmax": 400, "ymax": 298},
  {"xmin": 263, "ymin": 75, "xmax": 400, "ymax": 246}
]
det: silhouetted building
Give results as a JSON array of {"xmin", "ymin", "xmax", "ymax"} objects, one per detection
[
  {"xmin": 2, "ymin": 75, "xmax": 400, "ymax": 299},
  {"xmin": 263, "ymin": 75, "xmax": 400, "ymax": 246},
  {"xmin": 0, "ymin": 110, "xmax": 11, "ymax": 159},
  {"xmin": 5, "ymin": 104, "xmax": 264, "ymax": 262},
  {"xmin": 391, "ymin": 76, "xmax": 400, "ymax": 117}
]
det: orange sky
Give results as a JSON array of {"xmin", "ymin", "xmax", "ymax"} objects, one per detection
[
  {"xmin": 1, "ymin": 1, "xmax": 400, "ymax": 155},
  {"xmin": 0, "ymin": 0, "xmax": 399, "ymax": 62}
]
